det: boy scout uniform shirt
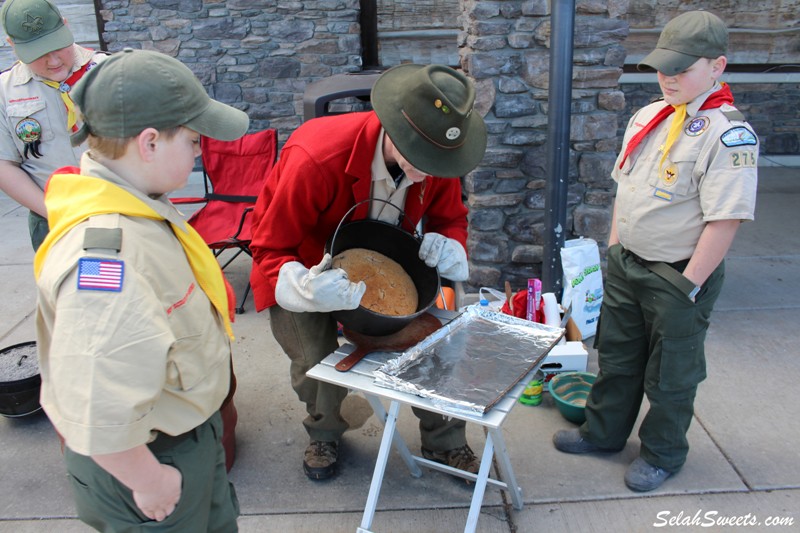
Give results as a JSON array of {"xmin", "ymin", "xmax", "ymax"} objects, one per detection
[
  {"xmin": 612, "ymin": 83, "xmax": 758, "ymax": 263},
  {"xmin": 35, "ymin": 156, "xmax": 231, "ymax": 456},
  {"xmin": 0, "ymin": 45, "xmax": 105, "ymax": 190}
]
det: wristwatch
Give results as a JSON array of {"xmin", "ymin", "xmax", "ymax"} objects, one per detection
[{"xmin": 688, "ymin": 285, "xmax": 701, "ymax": 302}]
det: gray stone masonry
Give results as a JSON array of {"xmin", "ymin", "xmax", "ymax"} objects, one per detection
[
  {"xmin": 92, "ymin": 0, "xmax": 796, "ymax": 294},
  {"xmin": 460, "ymin": 1, "xmax": 626, "ymax": 290}
]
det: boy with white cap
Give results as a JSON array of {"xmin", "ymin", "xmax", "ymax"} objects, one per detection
[
  {"xmin": 0, "ymin": 0, "xmax": 106, "ymax": 249},
  {"xmin": 553, "ymin": 10, "xmax": 758, "ymax": 492},
  {"xmin": 34, "ymin": 48, "xmax": 249, "ymax": 531}
]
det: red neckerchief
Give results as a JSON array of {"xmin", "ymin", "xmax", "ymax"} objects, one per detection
[
  {"xmin": 43, "ymin": 58, "xmax": 95, "ymax": 132},
  {"xmin": 618, "ymin": 84, "xmax": 735, "ymax": 169}
]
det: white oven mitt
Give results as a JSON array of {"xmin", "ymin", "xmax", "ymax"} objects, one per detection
[
  {"xmin": 419, "ymin": 232, "xmax": 469, "ymax": 282},
  {"xmin": 275, "ymin": 253, "xmax": 366, "ymax": 313}
]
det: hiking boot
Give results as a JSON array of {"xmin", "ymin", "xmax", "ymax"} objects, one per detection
[
  {"xmin": 303, "ymin": 441, "xmax": 338, "ymax": 480},
  {"xmin": 624, "ymin": 457, "xmax": 672, "ymax": 492},
  {"xmin": 553, "ymin": 428, "xmax": 622, "ymax": 454},
  {"xmin": 421, "ymin": 444, "xmax": 480, "ymax": 474}
]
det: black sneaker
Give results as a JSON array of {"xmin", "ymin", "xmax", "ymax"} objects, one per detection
[
  {"xmin": 624, "ymin": 457, "xmax": 672, "ymax": 492},
  {"xmin": 421, "ymin": 444, "xmax": 480, "ymax": 474},
  {"xmin": 303, "ymin": 441, "xmax": 338, "ymax": 480},
  {"xmin": 553, "ymin": 428, "xmax": 623, "ymax": 454}
]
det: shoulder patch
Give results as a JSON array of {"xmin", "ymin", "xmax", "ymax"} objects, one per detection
[
  {"xmin": 77, "ymin": 258, "xmax": 124, "ymax": 292},
  {"xmin": 83, "ymin": 227, "xmax": 122, "ymax": 251},
  {"xmin": 720, "ymin": 103, "xmax": 746, "ymax": 122},
  {"xmin": 721, "ymin": 127, "xmax": 757, "ymax": 147}
]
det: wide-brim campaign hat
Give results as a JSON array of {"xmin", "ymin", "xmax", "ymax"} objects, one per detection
[
  {"xmin": 371, "ymin": 64, "xmax": 487, "ymax": 178},
  {"xmin": 1, "ymin": 0, "xmax": 75, "ymax": 64},
  {"xmin": 70, "ymin": 48, "xmax": 249, "ymax": 146},
  {"xmin": 638, "ymin": 10, "xmax": 728, "ymax": 76}
]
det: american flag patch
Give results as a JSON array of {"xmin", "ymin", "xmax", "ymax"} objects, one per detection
[{"xmin": 77, "ymin": 258, "xmax": 124, "ymax": 292}]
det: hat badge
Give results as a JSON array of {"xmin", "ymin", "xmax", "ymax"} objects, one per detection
[
  {"xmin": 446, "ymin": 127, "xmax": 461, "ymax": 140},
  {"xmin": 434, "ymin": 99, "xmax": 450, "ymax": 114},
  {"xmin": 22, "ymin": 13, "xmax": 45, "ymax": 35}
]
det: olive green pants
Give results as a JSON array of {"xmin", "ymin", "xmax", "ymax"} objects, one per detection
[
  {"xmin": 581, "ymin": 244, "xmax": 724, "ymax": 472},
  {"xmin": 64, "ymin": 412, "xmax": 239, "ymax": 532},
  {"xmin": 28, "ymin": 210, "xmax": 49, "ymax": 251},
  {"xmin": 269, "ymin": 306, "xmax": 467, "ymax": 450}
]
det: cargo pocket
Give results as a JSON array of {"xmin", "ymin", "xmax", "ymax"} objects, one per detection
[{"xmin": 659, "ymin": 332, "xmax": 706, "ymax": 391}]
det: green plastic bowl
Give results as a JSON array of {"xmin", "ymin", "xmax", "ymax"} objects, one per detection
[{"xmin": 548, "ymin": 371, "xmax": 596, "ymax": 424}]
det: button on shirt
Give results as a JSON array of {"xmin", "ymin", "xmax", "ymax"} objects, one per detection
[{"xmin": 611, "ymin": 83, "xmax": 758, "ymax": 263}]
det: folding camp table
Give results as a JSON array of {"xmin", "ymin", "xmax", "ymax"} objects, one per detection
[{"xmin": 307, "ymin": 309, "xmax": 548, "ymax": 533}]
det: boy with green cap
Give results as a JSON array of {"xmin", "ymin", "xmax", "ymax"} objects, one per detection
[
  {"xmin": 249, "ymin": 63, "xmax": 487, "ymax": 480},
  {"xmin": 34, "ymin": 48, "xmax": 249, "ymax": 531},
  {"xmin": 0, "ymin": 0, "xmax": 106, "ymax": 250},
  {"xmin": 552, "ymin": 11, "xmax": 758, "ymax": 492}
]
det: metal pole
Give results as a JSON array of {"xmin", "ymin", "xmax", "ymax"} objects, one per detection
[{"xmin": 542, "ymin": 0, "xmax": 575, "ymax": 295}]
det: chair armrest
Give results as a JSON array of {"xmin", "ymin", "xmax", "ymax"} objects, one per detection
[{"xmin": 170, "ymin": 197, "xmax": 207, "ymax": 205}]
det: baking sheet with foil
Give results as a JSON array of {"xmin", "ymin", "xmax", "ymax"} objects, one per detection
[{"xmin": 373, "ymin": 306, "xmax": 565, "ymax": 416}]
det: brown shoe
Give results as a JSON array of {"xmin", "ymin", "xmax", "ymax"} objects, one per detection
[
  {"xmin": 421, "ymin": 444, "xmax": 480, "ymax": 474},
  {"xmin": 303, "ymin": 441, "xmax": 338, "ymax": 480}
]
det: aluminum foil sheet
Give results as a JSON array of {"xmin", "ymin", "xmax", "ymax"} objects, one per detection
[{"xmin": 373, "ymin": 305, "xmax": 564, "ymax": 416}]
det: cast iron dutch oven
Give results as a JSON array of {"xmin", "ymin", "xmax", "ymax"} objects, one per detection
[
  {"xmin": 0, "ymin": 341, "xmax": 42, "ymax": 418},
  {"xmin": 326, "ymin": 200, "xmax": 441, "ymax": 337}
]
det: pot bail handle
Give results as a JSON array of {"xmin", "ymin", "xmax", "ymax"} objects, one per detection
[{"xmin": 329, "ymin": 198, "xmax": 418, "ymax": 259}]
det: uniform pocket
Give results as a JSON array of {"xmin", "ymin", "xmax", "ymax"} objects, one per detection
[
  {"xmin": 7, "ymin": 99, "xmax": 57, "ymax": 142},
  {"xmin": 659, "ymin": 332, "xmax": 706, "ymax": 391},
  {"xmin": 164, "ymin": 284, "xmax": 228, "ymax": 391}
]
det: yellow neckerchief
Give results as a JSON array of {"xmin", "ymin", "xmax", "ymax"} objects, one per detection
[
  {"xmin": 40, "ymin": 79, "xmax": 77, "ymax": 130},
  {"xmin": 39, "ymin": 60, "xmax": 93, "ymax": 132},
  {"xmin": 34, "ymin": 172, "xmax": 234, "ymax": 339},
  {"xmin": 658, "ymin": 103, "xmax": 687, "ymax": 171}
]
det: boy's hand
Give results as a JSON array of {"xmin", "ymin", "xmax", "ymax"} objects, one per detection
[
  {"xmin": 275, "ymin": 253, "xmax": 366, "ymax": 312},
  {"xmin": 419, "ymin": 233, "xmax": 469, "ymax": 281},
  {"xmin": 92, "ymin": 445, "xmax": 183, "ymax": 523},
  {"xmin": 133, "ymin": 463, "xmax": 182, "ymax": 521}
]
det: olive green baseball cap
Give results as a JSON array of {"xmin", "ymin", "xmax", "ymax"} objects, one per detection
[
  {"xmin": 371, "ymin": 64, "xmax": 487, "ymax": 178},
  {"xmin": 638, "ymin": 11, "xmax": 728, "ymax": 76},
  {"xmin": 1, "ymin": 0, "xmax": 74, "ymax": 64},
  {"xmin": 70, "ymin": 48, "xmax": 250, "ymax": 146}
]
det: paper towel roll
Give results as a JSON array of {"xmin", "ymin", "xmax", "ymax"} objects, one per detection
[{"xmin": 542, "ymin": 293, "xmax": 560, "ymax": 326}]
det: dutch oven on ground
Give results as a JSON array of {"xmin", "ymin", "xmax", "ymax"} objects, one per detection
[
  {"xmin": 0, "ymin": 341, "xmax": 42, "ymax": 418},
  {"xmin": 326, "ymin": 203, "xmax": 440, "ymax": 337}
]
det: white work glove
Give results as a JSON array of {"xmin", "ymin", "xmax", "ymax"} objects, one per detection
[
  {"xmin": 275, "ymin": 254, "xmax": 366, "ymax": 313},
  {"xmin": 419, "ymin": 232, "xmax": 469, "ymax": 282}
]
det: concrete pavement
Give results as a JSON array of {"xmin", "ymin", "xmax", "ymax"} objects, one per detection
[{"xmin": 0, "ymin": 166, "xmax": 798, "ymax": 532}]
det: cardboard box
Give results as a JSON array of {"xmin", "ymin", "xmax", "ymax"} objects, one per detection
[{"xmin": 540, "ymin": 341, "xmax": 589, "ymax": 378}]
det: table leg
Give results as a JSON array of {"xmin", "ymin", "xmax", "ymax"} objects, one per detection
[
  {"xmin": 364, "ymin": 394, "xmax": 422, "ymax": 477},
  {"xmin": 359, "ymin": 400, "xmax": 400, "ymax": 532},
  {"xmin": 488, "ymin": 428, "xmax": 524, "ymax": 510},
  {"xmin": 464, "ymin": 431, "xmax": 495, "ymax": 533}
]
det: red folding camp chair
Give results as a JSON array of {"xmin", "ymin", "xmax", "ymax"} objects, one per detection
[{"xmin": 172, "ymin": 128, "xmax": 278, "ymax": 314}]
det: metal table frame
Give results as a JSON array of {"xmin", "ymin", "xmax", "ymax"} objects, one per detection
[{"xmin": 307, "ymin": 312, "xmax": 542, "ymax": 533}]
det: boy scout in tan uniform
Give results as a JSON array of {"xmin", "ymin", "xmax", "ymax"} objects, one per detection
[
  {"xmin": 0, "ymin": 0, "xmax": 106, "ymax": 249},
  {"xmin": 553, "ymin": 11, "xmax": 757, "ymax": 492},
  {"xmin": 34, "ymin": 49, "xmax": 249, "ymax": 531}
]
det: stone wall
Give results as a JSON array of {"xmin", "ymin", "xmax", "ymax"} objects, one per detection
[
  {"xmin": 89, "ymin": 0, "xmax": 798, "ymax": 295},
  {"xmin": 97, "ymin": 0, "xmax": 365, "ymax": 139},
  {"xmin": 458, "ymin": 0, "xmax": 628, "ymax": 290},
  {"xmin": 93, "ymin": 0, "xmax": 627, "ymax": 292}
]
